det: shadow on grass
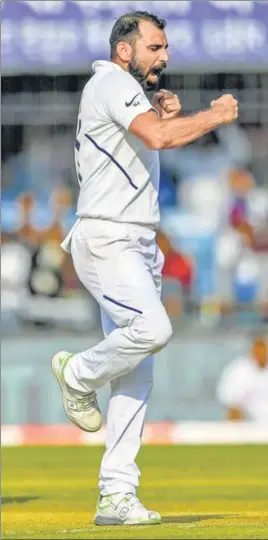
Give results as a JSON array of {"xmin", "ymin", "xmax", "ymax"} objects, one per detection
[
  {"xmin": 2, "ymin": 496, "xmax": 41, "ymax": 505},
  {"xmin": 163, "ymin": 514, "xmax": 228, "ymax": 524}
]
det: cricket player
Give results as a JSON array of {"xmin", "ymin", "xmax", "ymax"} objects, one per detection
[
  {"xmin": 217, "ymin": 335, "xmax": 268, "ymax": 421},
  {"xmin": 52, "ymin": 11, "xmax": 238, "ymax": 526}
]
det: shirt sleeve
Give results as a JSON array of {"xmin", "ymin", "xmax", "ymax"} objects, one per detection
[{"xmin": 99, "ymin": 70, "xmax": 157, "ymax": 131}]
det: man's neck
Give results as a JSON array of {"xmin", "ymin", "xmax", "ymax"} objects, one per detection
[{"xmin": 111, "ymin": 58, "xmax": 128, "ymax": 72}]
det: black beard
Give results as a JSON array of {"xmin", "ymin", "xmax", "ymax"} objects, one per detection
[{"xmin": 128, "ymin": 62, "xmax": 160, "ymax": 91}]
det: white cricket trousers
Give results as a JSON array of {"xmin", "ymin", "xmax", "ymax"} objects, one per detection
[{"xmin": 64, "ymin": 218, "xmax": 172, "ymax": 496}]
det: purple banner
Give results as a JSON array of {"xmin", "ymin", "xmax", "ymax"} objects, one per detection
[{"xmin": 1, "ymin": 1, "xmax": 268, "ymax": 73}]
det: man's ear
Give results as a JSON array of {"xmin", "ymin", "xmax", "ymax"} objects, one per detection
[{"xmin": 116, "ymin": 41, "xmax": 133, "ymax": 63}]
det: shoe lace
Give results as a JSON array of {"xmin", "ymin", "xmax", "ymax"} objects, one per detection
[
  {"xmin": 78, "ymin": 393, "xmax": 99, "ymax": 412},
  {"xmin": 124, "ymin": 494, "xmax": 144, "ymax": 509}
]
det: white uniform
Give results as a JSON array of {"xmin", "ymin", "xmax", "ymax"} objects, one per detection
[
  {"xmin": 217, "ymin": 356, "xmax": 268, "ymax": 421},
  {"xmin": 61, "ymin": 60, "xmax": 172, "ymax": 496}
]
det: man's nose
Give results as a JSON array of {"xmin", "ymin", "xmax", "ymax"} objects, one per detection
[{"xmin": 161, "ymin": 50, "xmax": 169, "ymax": 63}]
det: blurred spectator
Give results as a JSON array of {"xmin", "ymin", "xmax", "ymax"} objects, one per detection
[
  {"xmin": 157, "ymin": 230, "xmax": 193, "ymax": 291},
  {"xmin": 215, "ymin": 226, "xmax": 242, "ymax": 271},
  {"xmin": 158, "ymin": 167, "xmax": 177, "ymax": 209},
  {"xmin": 232, "ymin": 249, "xmax": 261, "ymax": 305},
  {"xmin": 156, "ymin": 230, "xmax": 193, "ymax": 315},
  {"xmin": 160, "ymin": 124, "xmax": 252, "ymax": 182},
  {"xmin": 217, "ymin": 335, "xmax": 268, "ymax": 421},
  {"xmin": 247, "ymin": 188, "xmax": 268, "ymax": 252},
  {"xmin": 160, "ymin": 124, "xmax": 252, "ymax": 218}
]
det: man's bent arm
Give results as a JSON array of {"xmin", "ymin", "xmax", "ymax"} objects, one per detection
[
  {"xmin": 129, "ymin": 109, "xmax": 223, "ymax": 150},
  {"xmin": 129, "ymin": 94, "xmax": 238, "ymax": 150}
]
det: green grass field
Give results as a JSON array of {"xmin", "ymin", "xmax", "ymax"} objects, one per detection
[{"xmin": 2, "ymin": 444, "xmax": 268, "ymax": 539}]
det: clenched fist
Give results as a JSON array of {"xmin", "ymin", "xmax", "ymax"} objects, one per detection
[
  {"xmin": 152, "ymin": 89, "xmax": 181, "ymax": 119},
  {"xmin": 210, "ymin": 94, "xmax": 238, "ymax": 125}
]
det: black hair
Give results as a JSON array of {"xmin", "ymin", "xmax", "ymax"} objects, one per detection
[{"xmin": 109, "ymin": 11, "xmax": 166, "ymax": 59}]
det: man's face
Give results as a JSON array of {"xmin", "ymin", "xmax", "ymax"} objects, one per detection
[
  {"xmin": 128, "ymin": 20, "xmax": 169, "ymax": 91},
  {"xmin": 252, "ymin": 338, "xmax": 268, "ymax": 368}
]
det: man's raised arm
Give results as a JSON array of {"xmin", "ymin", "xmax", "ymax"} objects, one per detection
[{"xmin": 129, "ymin": 94, "xmax": 238, "ymax": 150}]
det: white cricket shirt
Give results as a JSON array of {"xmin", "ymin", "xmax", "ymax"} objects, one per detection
[
  {"xmin": 72, "ymin": 60, "xmax": 160, "ymax": 230},
  {"xmin": 217, "ymin": 356, "xmax": 268, "ymax": 421}
]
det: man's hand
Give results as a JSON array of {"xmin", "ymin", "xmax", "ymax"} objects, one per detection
[
  {"xmin": 152, "ymin": 89, "xmax": 181, "ymax": 119},
  {"xmin": 210, "ymin": 94, "xmax": 238, "ymax": 125}
]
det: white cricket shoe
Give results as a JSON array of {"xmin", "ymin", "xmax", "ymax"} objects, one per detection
[
  {"xmin": 94, "ymin": 493, "xmax": 161, "ymax": 526},
  {"xmin": 52, "ymin": 351, "xmax": 102, "ymax": 432}
]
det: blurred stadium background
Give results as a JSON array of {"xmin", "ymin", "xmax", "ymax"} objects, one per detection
[{"xmin": 1, "ymin": 0, "xmax": 268, "ymax": 446}]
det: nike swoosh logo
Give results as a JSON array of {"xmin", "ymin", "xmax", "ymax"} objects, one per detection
[{"xmin": 125, "ymin": 93, "xmax": 140, "ymax": 107}]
